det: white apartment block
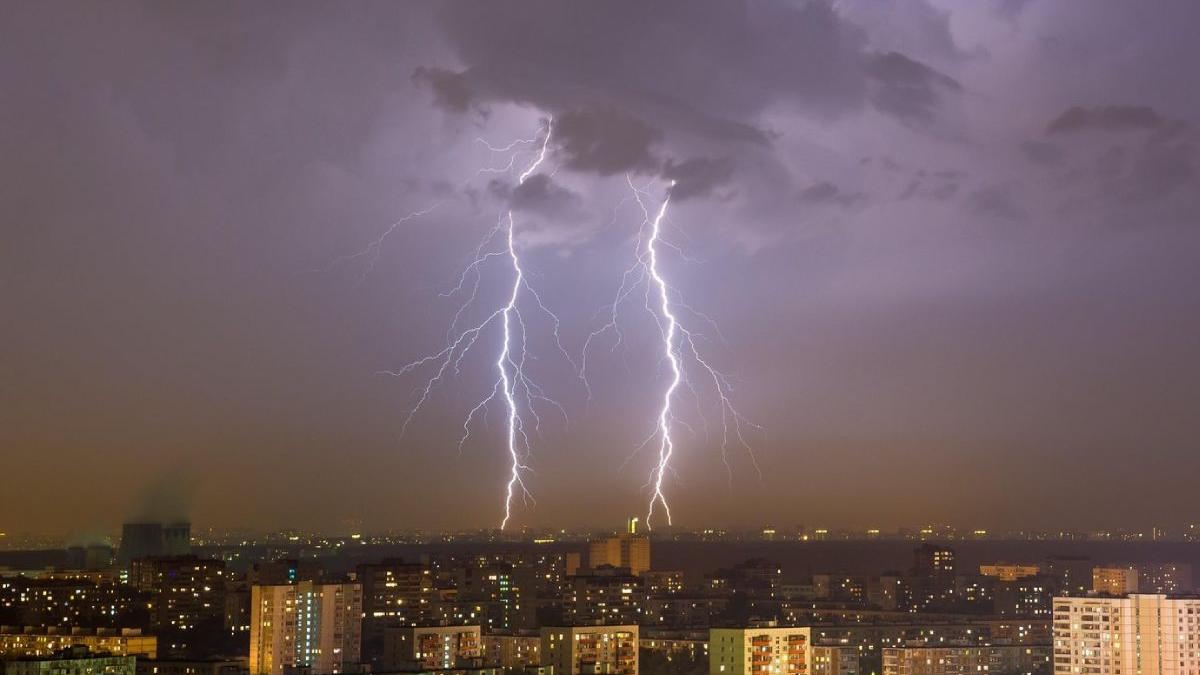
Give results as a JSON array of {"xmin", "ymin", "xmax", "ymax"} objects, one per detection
[
  {"xmin": 540, "ymin": 625, "xmax": 638, "ymax": 675},
  {"xmin": 250, "ymin": 581, "xmax": 363, "ymax": 675},
  {"xmin": 710, "ymin": 627, "xmax": 811, "ymax": 675},
  {"xmin": 1053, "ymin": 595, "xmax": 1200, "ymax": 675}
]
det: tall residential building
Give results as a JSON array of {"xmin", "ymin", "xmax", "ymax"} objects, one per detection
[
  {"xmin": 0, "ymin": 628, "xmax": 157, "ymax": 659},
  {"xmin": 883, "ymin": 646, "xmax": 1050, "ymax": 675},
  {"xmin": 249, "ymin": 581, "xmax": 363, "ymax": 675},
  {"xmin": 541, "ymin": 625, "xmax": 638, "ymax": 675},
  {"xmin": 1092, "ymin": 567, "xmax": 1139, "ymax": 595},
  {"xmin": 811, "ymin": 646, "xmax": 860, "ymax": 675},
  {"xmin": 457, "ymin": 561, "xmax": 528, "ymax": 632},
  {"xmin": 563, "ymin": 567, "xmax": 645, "ymax": 626},
  {"xmin": 129, "ymin": 556, "xmax": 227, "ymax": 632},
  {"xmin": 1138, "ymin": 563, "xmax": 1193, "ymax": 594},
  {"xmin": 356, "ymin": 559, "xmax": 434, "ymax": 661},
  {"xmin": 867, "ymin": 574, "xmax": 909, "ymax": 611},
  {"xmin": 709, "ymin": 626, "xmax": 810, "ymax": 675},
  {"xmin": 0, "ymin": 577, "xmax": 147, "ymax": 628},
  {"xmin": 249, "ymin": 559, "xmax": 324, "ymax": 586},
  {"xmin": 588, "ymin": 534, "xmax": 651, "ymax": 577},
  {"xmin": 642, "ymin": 570, "xmax": 685, "ymax": 596},
  {"xmin": 1043, "ymin": 557, "xmax": 1092, "ymax": 598},
  {"xmin": 380, "ymin": 625, "xmax": 481, "ymax": 671},
  {"xmin": 980, "ymin": 564, "xmax": 1041, "ymax": 582},
  {"xmin": 912, "ymin": 545, "xmax": 956, "ymax": 611},
  {"xmin": 1, "ymin": 647, "xmax": 135, "ymax": 675},
  {"xmin": 1052, "ymin": 594, "xmax": 1200, "ymax": 675},
  {"xmin": 994, "ymin": 576, "xmax": 1053, "ymax": 617},
  {"xmin": 483, "ymin": 633, "xmax": 541, "ymax": 669}
]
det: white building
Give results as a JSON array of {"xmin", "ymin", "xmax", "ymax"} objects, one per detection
[
  {"xmin": 1052, "ymin": 594, "xmax": 1200, "ymax": 675},
  {"xmin": 249, "ymin": 581, "xmax": 362, "ymax": 675},
  {"xmin": 540, "ymin": 625, "xmax": 638, "ymax": 675},
  {"xmin": 710, "ymin": 627, "xmax": 810, "ymax": 675}
]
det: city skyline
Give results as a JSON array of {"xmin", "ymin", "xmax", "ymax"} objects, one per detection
[{"xmin": 4, "ymin": 1, "xmax": 1200, "ymax": 534}]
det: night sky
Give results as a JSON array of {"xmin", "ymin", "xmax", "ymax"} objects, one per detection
[{"xmin": 3, "ymin": 1, "xmax": 1199, "ymax": 536}]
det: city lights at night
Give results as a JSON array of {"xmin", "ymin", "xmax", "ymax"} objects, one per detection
[{"xmin": 2, "ymin": 3, "xmax": 1199, "ymax": 675}]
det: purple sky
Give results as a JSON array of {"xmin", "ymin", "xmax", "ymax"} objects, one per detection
[{"xmin": 2, "ymin": 1, "xmax": 1199, "ymax": 536}]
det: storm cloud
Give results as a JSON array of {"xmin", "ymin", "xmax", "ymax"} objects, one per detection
[{"xmin": 3, "ymin": 0, "xmax": 1200, "ymax": 535}]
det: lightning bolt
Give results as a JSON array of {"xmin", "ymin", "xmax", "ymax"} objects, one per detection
[
  {"xmin": 584, "ymin": 177, "xmax": 761, "ymax": 529},
  {"xmin": 643, "ymin": 187, "xmax": 681, "ymax": 528},
  {"xmin": 374, "ymin": 117, "xmax": 570, "ymax": 529}
]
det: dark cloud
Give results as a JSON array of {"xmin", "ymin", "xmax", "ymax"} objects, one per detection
[
  {"xmin": 1021, "ymin": 141, "xmax": 1067, "ymax": 166},
  {"xmin": 929, "ymin": 182, "xmax": 960, "ymax": 201},
  {"xmin": 837, "ymin": 0, "xmax": 967, "ymax": 63},
  {"xmin": 1095, "ymin": 146, "xmax": 1128, "ymax": 179},
  {"xmin": 552, "ymin": 107, "xmax": 662, "ymax": 175},
  {"xmin": 433, "ymin": 0, "xmax": 872, "ymax": 128},
  {"xmin": 5, "ymin": 0, "xmax": 1200, "ymax": 535},
  {"xmin": 894, "ymin": 174, "xmax": 958, "ymax": 202},
  {"xmin": 863, "ymin": 51, "xmax": 962, "ymax": 124},
  {"xmin": 1047, "ymin": 105, "xmax": 1165, "ymax": 134},
  {"xmin": 663, "ymin": 157, "xmax": 735, "ymax": 201},
  {"xmin": 1117, "ymin": 142, "xmax": 1196, "ymax": 203},
  {"xmin": 968, "ymin": 183, "xmax": 1028, "ymax": 221},
  {"xmin": 412, "ymin": 66, "xmax": 476, "ymax": 113},
  {"xmin": 490, "ymin": 174, "xmax": 586, "ymax": 221},
  {"xmin": 799, "ymin": 181, "xmax": 866, "ymax": 207}
]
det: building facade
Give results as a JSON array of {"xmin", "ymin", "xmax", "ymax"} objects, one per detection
[
  {"xmin": 588, "ymin": 536, "xmax": 650, "ymax": 577},
  {"xmin": 2, "ymin": 648, "xmax": 135, "ymax": 675},
  {"xmin": 709, "ymin": 627, "xmax": 810, "ymax": 675},
  {"xmin": 883, "ymin": 646, "xmax": 1049, "ymax": 675},
  {"xmin": 0, "ymin": 628, "xmax": 156, "ymax": 659},
  {"xmin": 380, "ymin": 625, "xmax": 481, "ymax": 671},
  {"xmin": 129, "ymin": 557, "xmax": 227, "ymax": 633},
  {"xmin": 249, "ymin": 581, "xmax": 362, "ymax": 675},
  {"xmin": 541, "ymin": 625, "xmax": 638, "ymax": 675},
  {"xmin": 1091, "ymin": 567, "xmax": 1139, "ymax": 596},
  {"xmin": 1052, "ymin": 594, "xmax": 1200, "ymax": 675}
]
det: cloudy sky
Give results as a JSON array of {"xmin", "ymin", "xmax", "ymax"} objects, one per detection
[{"xmin": 3, "ymin": 1, "xmax": 1198, "ymax": 536}]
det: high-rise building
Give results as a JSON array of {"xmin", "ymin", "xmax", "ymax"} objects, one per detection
[
  {"xmin": 356, "ymin": 559, "xmax": 434, "ymax": 661},
  {"xmin": 248, "ymin": 559, "xmax": 324, "ymax": 586},
  {"xmin": 980, "ymin": 564, "xmax": 1040, "ymax": 582},
  {"xmin": 994, "ymin": 577, "xmax": 1053, "ymax": 617},
  {"xmin": 1091, "ymin": 567, "xmax": 1138, "ymax": 595},
  {"xmin": 911, "ymin": 545, "xmax": 955, "ymax": 611},
  {"xmin": 642, "ymin": 570, "xmax": 684, "ymax": 596},
  {"xmin": 541, "ymin": 625, "xmax": 638, "ymax": 675},
  {"xmin": 380, "ymin": 625, "xmax": 481, "ymax": 671},
  {"xmin": 457, "ymin": 561, "xmax": 528, "ymax": 632},
  {"xmin": 129, "ymin": 556, "xmax": 227, "ymax": 633},
  {"xmin": 1043, "ymin": 557, "xmax": 1091, "ymax": 597},
  {"xmin": 1, "ymin": 647, "xmax": 135, "ymax": 675},
  {"xmin": 709, "ymin": 626, "xmax": 810, "ymax": 675},
  {"xmin": 249, "ymin": 581, "xmax": 363, "ymax": 675},
  {"xmin": 883, "ymin": 646, "xmax": 1049, "ymax": 675},
  {"xmin": 563, "ymin": 567, "xmax": 645, "ymax": 626},
  {"xmin": 867, "ymin": 574, "xmax": 909, "ymax": 611},
  {"xmin": 0, "ymin": 577, "xmax": 147, "ymax": 628},
  {"xmin": 483, "ymin": 633, "xmax": 541, "ymax": 669},
  {"xmin": 811, "ymin": 646, "xmax": 859, "ymax": 675},
  {"xmin": 588, "ymin": 533, "xmax": 651, "ymax": 577},
  {"xmin": 1052, "ymin": 594, "xmax": 1200, "ymax": 675},
  {"xmin": 0, "ymin": 628, "xmax": 157, "ymax": 659},
  {"xmin": 1138, "ymin": 563, "xmax": 1193, "ymax": 594}
]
